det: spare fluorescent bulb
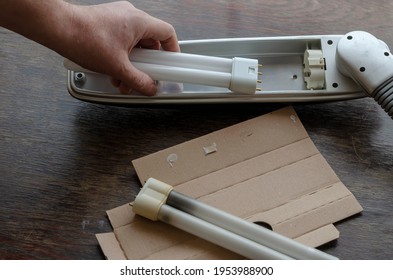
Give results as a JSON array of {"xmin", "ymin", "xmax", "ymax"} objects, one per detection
[
  {"xmin": 64, "ymin": 48, "xmax": 261, "ymax": 94},
  {"xmin": 132, "ymin": 178, "xmax": 338, "ymax": 260}
]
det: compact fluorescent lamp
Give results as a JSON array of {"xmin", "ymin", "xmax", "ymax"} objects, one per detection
[{"xmin": 65, "ymin": 31, "xmax": 393, "ymax": 119}]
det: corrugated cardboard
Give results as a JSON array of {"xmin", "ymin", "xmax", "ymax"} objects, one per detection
[{"xmin": 96, "ymin": 106, "xmax": 362, "ymax": 259}]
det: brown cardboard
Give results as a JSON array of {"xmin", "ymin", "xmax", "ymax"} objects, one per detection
[
  {"xmin": 96, "ymin": 106, "xmax": 362, "ymax": 259},
  {"xmin": 95, "ymin": 232, "xmax": 127, "ymax": 260}
]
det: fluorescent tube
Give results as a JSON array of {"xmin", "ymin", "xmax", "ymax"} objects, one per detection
[{"xmin": 64, "ymin": 48, "xmax": 260, "ymax": 94}]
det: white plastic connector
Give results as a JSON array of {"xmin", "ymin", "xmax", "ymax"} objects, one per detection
[
  {"xmin": 132, "ymin": 178, "xmax": 173, "ymax": 221},
  {"xmin": 229, "ymin": 57, "xmax": 259, "ymax": 94},
  {"xmin": 303, "ymin": 49, "xmax": 325, "ymax": 89}
]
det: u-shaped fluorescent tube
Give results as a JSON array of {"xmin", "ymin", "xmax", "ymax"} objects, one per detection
[
  {"xmin": 64, "ymin": 48, "xmax": 261, "ymax": 94},
  {"xmin": 132, "ymin": 178, "xmax": 338, "ymax": 260}
]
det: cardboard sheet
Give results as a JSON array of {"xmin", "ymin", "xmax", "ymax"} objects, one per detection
[{"xmin": 96, "ymin": 106, "xmax": 362, "ymax": 259}]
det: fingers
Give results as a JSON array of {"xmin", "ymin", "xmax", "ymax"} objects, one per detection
[
  {"xmin": 112, "ymin": 59, "xmax": 157, "ymax": 96},
  {"xmin": 110, "ymin": 7, "xmax": 180, "ymax": 96},
  {"xmin": 137, "ymin": 39, "xmax": 161, "ymax": 50},
  {"xmin": 159, "ymin": 30, "xmax": 181, "ymax": 52},
  {"xmin": 142, "ymin": 14, "xmax": 180, "ymax": 52}
]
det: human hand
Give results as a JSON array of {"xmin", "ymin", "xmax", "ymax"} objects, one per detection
[{"xmin": 65, "ymin": 1, "xmax": 180, "ymax": 96}]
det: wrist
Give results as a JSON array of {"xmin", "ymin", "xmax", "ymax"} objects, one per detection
[{"xmin": 37, "ymin": 1, "xmax": 80, "ymax": 58}]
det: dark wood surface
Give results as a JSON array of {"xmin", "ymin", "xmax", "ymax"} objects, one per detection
[{"xmin": 1, "ymin": 0, "xmax": 393, "ymax": 259}]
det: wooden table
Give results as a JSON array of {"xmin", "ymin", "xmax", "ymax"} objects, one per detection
[{"xmin": 1, "ymin": 0, "xmax": 393, "ymax": 259}]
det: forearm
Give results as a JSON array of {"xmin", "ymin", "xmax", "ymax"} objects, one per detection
[
  {"xmin": 0, "ymin": 0, "xmax": 75, "ymax": 53},
  {"xmin": 1, "ymin": 0, "xmax": 179, "ymax": 95}
]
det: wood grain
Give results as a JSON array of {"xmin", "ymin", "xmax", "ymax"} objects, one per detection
[{"xmin": 1, "ymin": 0, "xmax": 393, "ymax": 259}]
